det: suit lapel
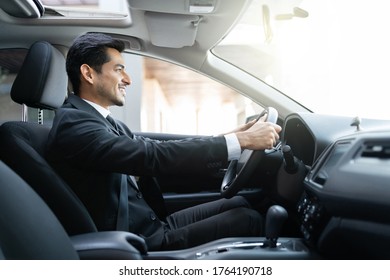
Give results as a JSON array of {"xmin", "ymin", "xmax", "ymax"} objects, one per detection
[{"xmin": 65, "ymin": 94, "xmax": 123, "ymax": 135}]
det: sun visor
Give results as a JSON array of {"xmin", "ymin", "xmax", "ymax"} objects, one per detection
[{"xmin": 145, "ymin": 12, "xmax": 201, "ymax": 48}]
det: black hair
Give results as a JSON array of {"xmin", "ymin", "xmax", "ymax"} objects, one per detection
[{"xmin": 66, "ymin": 32, "xmax": 125, "ymax": 95}]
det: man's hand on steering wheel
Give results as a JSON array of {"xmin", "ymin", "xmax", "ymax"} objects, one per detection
[
  {"xmin": 221, "ymin": 107, "xmax": 282, "ymax": 198},
  {"xmin": 236, "ymin": 116, "xmax": 281, "ymax": 150}
]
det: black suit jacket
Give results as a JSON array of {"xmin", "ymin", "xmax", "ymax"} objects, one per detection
[{"xmin": 46, "ymin": 94, "xmax": 228, "ymax": 250}]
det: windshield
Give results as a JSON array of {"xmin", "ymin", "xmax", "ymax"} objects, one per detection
[{"xmin": 213, "ymin": 0, "xmax": 390, "ymax": 120}]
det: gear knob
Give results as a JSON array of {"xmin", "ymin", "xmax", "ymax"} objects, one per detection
[{"xmin": 263, "ymin": 205, "xmax": 288, "ymax": 248}]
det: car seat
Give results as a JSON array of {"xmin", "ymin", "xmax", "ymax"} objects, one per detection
[
  {"xmin": 0, "ymin": 160, "xmax": 80, "ymax": 259},
  {"xmin": 0, "ymin": 160, "xmax": 144, "ymax": 260},
  {"xmin": 0, "ymin": 40, "xmax": 97, "ymax": 236}
]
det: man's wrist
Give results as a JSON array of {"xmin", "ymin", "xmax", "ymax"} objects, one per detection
[{"xmin": 224, "ymin": 133, "xmax": 241, "ymax": 160}]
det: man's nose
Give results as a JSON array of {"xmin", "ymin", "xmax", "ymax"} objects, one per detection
[{"xmin": 123, "ymin": 71, "xmax": 131, "ymax": 85}]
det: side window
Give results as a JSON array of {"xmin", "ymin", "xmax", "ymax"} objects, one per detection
[
  {"xmin": 141, "ymin": 57, "xmax": 263, "ymax": 135},
  {"xmin": 0, "ymin": 48, "xmax": 54, "ymax": 124}
]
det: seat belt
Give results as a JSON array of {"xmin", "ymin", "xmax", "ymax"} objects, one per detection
[{"xmin": 116, "ymin": 174, "xmax": 129, "ymax": 231}]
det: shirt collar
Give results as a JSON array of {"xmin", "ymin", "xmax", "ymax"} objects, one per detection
[{"xmin": 82, "ymin": 99, "xmax": 111, "ymax": 118}]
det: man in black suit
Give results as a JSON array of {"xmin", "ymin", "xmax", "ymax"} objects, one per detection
[{"xmin": 46, "ymin": 33, "xmax": 281, "ymax": 250}]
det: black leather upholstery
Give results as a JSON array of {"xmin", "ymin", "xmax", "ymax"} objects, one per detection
[
  {"xmin": 0, "ymin": 160, "xmax": 144, "ymax": 260},
  {"xmin": 0, "ymin": 121, "xmax": 98, "ymax": 235},
  {"xmin": 11, "ymin": 41, "xmax": 67, "ymax": 109},
  {"xmin": 0, "ymin": 161, "xmax": 80, "ymax": 260}
]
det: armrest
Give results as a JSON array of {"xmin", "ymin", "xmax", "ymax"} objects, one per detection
[{"xmin": 70, "ymin": 231, "xmax": 147, "ymax": 260}]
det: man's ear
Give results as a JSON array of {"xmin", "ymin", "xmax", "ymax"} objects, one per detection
[{"xmin": 80, "ymin": 64, "xmax": 94, "ymax": 84}]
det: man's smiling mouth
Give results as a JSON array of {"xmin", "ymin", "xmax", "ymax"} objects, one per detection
[{"xmin": 119, "ymin": 85, "xmax": 126, "ymax": 94}]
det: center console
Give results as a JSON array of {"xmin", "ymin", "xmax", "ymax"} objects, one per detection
[
  {"xmin": 146, "ymin": 205, "xmax": 318, "ymax": 260},
  {"xmin": 146, "ymin": 237, "xmax": 315, "ymax": 260}
]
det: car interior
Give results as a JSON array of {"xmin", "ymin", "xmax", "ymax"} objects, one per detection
[{"xmin": 1, "ymin": 0, "xmax": 390, "ymax": 261}]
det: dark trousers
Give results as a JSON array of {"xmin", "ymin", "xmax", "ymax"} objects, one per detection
[{"xmin": 162, "ymin": 196, "xmax": 263, "ymax": 250}]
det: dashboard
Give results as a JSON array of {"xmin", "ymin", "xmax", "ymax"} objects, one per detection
[{"xmin": 282, "ymin": 112, "xmax": 390, "ymax": 259}]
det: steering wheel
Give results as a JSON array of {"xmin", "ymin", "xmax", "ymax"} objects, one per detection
[{"xmin": 220, "ymin": 107, "xmax": 278, "ymax": 198}]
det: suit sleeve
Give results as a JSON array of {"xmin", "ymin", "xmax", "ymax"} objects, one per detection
[{"xmin": 47, "ymin": 108, "xmax": 228, "ymax": 177}]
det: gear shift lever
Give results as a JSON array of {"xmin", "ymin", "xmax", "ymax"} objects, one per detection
[{"xmin": 262, "ymin": 205, "xmax": 288, "ymax": 248}]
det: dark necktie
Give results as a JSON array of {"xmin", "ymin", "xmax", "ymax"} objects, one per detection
[
  {"xmin": 106, "ymin": 114, "xmax": 119, "ymax": 131},
  {"xmin": 106, "ymin": 115, "xmax": 128, "ymax": 230},
  {"xmin": 106, "ymin": 114, "xmax": 139, "ymax": 190}
]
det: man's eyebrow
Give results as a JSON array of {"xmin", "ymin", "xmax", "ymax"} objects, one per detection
[{"xmin": 115, "ymin": 63, "xmax": 125, "ymax": 69}]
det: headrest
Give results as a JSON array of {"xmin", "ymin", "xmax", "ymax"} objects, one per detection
[{"xmin": 10, "ymin": 41, "xmax": 67, "ymax": 109}]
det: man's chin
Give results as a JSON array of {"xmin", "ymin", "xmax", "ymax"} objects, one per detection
[{"xmin": 113, "ymin": 99, "xmax": 125, "ymax": 107}]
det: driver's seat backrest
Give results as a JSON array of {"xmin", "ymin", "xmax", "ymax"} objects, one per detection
[
  {"xmin": 0, "ymin": 41, "xmax": 98, "ymax": 235},
  {"xmin": 0, "ymin": 161, "xmax": 80, "ymax": 260},
  {"xmin": 0, "ymin": 122, "xmax": 98, "ymax": 235}
]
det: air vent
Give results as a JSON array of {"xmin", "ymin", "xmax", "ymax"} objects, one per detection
[
  {"xmin": 361, "ymin": 143, "xmax": 390, "ymax": 159},
  {"xmin": 313, "ymin": 171, "xmax": 327, "ymax": 185}
]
